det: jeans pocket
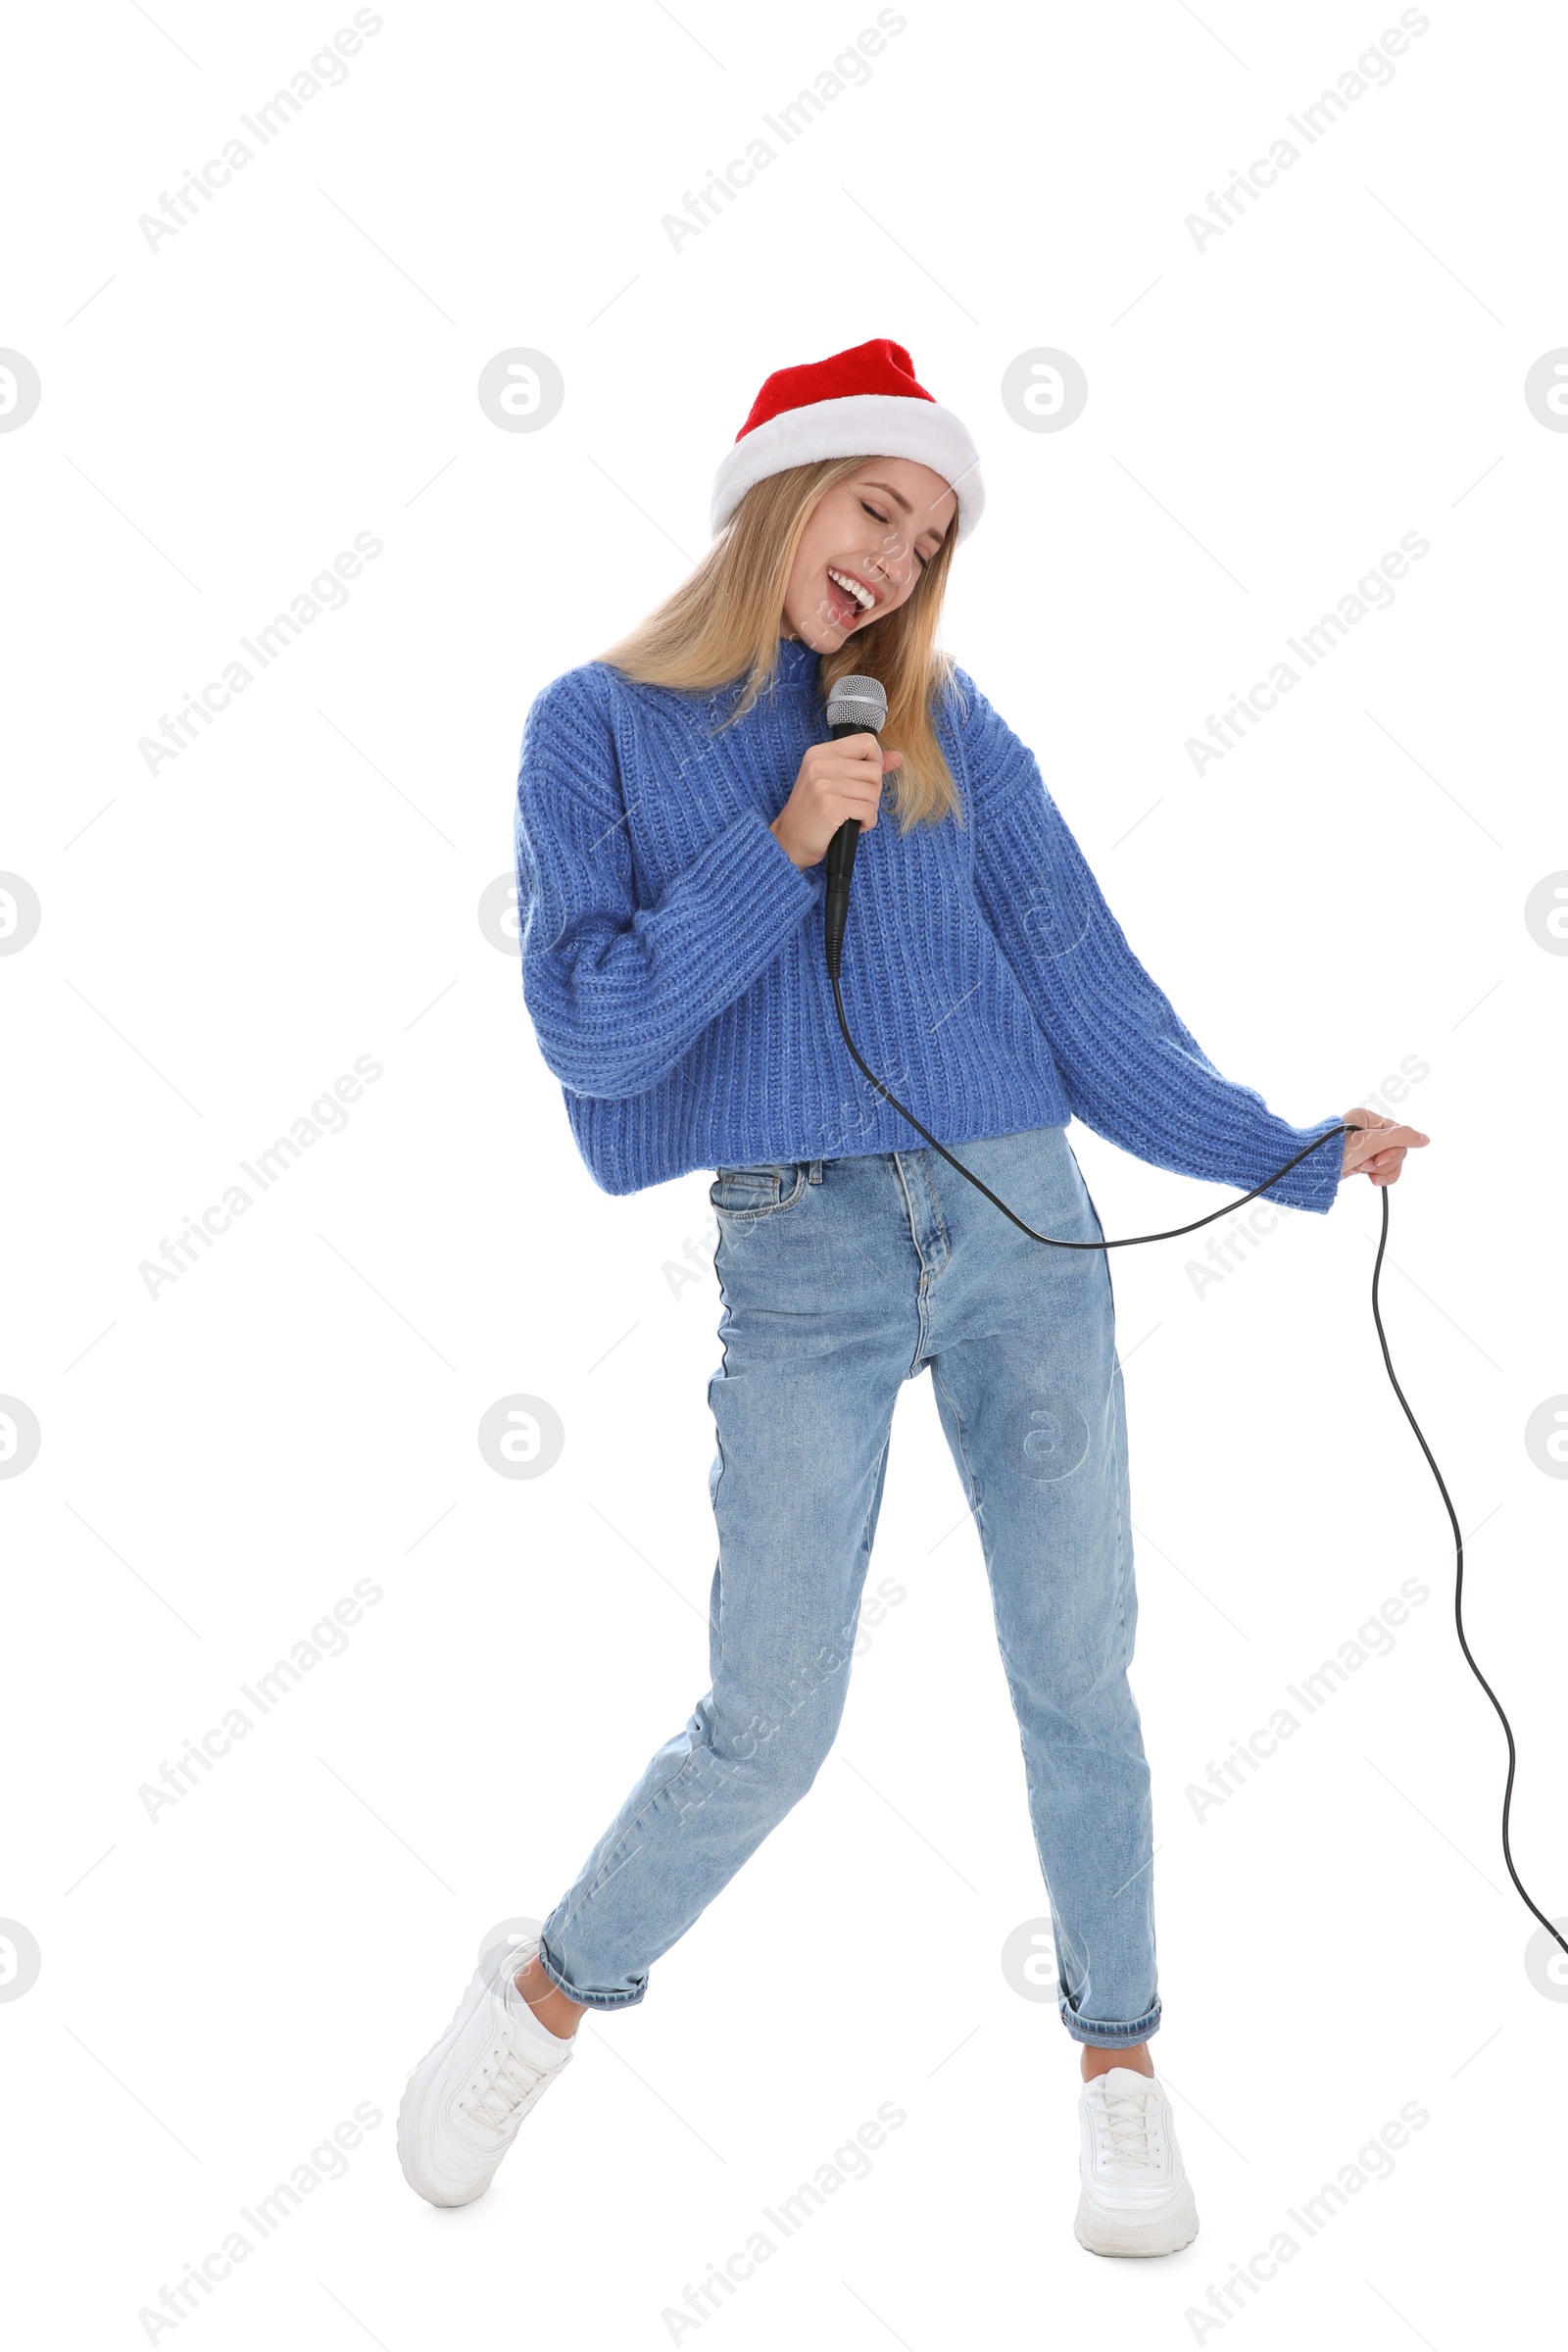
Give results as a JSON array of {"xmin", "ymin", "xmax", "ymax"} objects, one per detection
[{"xmin": 708, "ymin": 1162, "xmax": 808, "ymax": 1220}]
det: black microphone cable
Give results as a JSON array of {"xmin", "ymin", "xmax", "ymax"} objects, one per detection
[{"xmin": 821, "ymin": 851, "xmax": 1567, "ymax": 1966}]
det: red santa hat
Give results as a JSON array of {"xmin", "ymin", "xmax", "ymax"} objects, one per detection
[{"xmin": 710, "ymin": 337, "xmax": 984, "ymax": 547}]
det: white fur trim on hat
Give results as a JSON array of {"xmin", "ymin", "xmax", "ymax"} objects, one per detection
[{"xmin": 710, "ymin": 393, "xmax": 984, "ymax": 546}]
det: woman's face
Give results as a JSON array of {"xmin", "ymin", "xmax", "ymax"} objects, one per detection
[{"xmin": 781, "ymin": 457, "xmax": 957, "ymax": 652}]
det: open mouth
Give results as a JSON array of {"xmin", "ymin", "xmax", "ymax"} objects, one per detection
[{"xmin": 824, "ymin": 565, "xmax": 876, "ymax": 628}]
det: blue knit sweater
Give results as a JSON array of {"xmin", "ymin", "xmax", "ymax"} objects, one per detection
[{"xmin": 514, "ymin": 635, "xmax": 1343, "ymax": 1209}]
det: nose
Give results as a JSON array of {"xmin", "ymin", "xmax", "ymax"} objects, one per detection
[{"xmin": 866, "ymin": 526, "xmax": 915, "ymax": 600}]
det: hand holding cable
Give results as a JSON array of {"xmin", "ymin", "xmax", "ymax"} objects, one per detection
[{"xmin": 1340, "ymin": 1107, "xmax": 1430, "ymax": 1187}]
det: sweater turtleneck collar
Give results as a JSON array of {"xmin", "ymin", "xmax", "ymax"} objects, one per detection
[{"xmin": 773, "ymin": 635, "xmax": 821, "ymax": 683}]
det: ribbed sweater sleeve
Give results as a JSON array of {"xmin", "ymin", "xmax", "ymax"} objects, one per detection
[
  {"xmin": 514, "ymin": 667, "xmax": 823, "ymax": 1100},
  {"xmin": 954, "ymin": 673, "xmax": 1344, "ymax": 1213}
]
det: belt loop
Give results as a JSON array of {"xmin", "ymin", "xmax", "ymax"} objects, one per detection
[{"xmin": 808, "ymin": 1158, "xmax": 823, "ymax": 1184}]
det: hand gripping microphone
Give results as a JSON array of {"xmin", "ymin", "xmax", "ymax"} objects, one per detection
[{"xmin": 822, "ymin": 673, "xmax": 888, "ymax": 984}]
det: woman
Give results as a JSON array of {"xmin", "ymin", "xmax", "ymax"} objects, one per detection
[{"xmin": 398, "ymin": 339, "xmax": 1426, "ymax": 2252}]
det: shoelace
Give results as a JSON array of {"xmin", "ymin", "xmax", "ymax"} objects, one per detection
[
  {"xmin": 466, "ymin": 2026, "xmax": 560, "ymax": 2135},
  {"xmin": 1092, "ymin": 2078, "xmax": 1157, "ymax": 2166}
]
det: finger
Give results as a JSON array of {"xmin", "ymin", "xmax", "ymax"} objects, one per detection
[
  {"xmin": 816, "ymin": 738, "xmax": 881, "ymax": 780},
  {"xmin": 1353, "ymin": 1124, "xmax": 1428, "ymax": 1155},
  {"xmin": 827, "ymin": 771, "xmax": 888, "ymax": 808}
]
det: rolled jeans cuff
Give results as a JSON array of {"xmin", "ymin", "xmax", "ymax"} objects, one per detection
[
  {"xmin": 1058, "ymin": 1993, "xmax": 1161, "ymax": 2049},
  {"xmin": 535, "ymin": 1930, "xmax": 649, "ymax": 2012}
]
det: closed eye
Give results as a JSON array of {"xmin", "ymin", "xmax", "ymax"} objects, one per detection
[{"xmin": 862, "ymin": 499, "xmax": 930, "ymax": 570}]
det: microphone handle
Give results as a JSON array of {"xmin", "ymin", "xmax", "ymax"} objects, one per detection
[{"xmin": 822, "ymin": 718, "xmax": 878, "ymax": 983}]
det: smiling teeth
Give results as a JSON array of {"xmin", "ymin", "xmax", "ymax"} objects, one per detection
[{"xmin": 827, "ymin": 567, "xmax": 875, "ymax": 612}]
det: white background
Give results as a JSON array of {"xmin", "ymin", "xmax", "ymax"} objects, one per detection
[{"xmin": 5, "ymin": 1, "xmax": 1567, "ymax": 2345}]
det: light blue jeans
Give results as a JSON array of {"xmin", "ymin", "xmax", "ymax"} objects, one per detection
[{"xmin": 538, "ymin": 1125, "xmax": 1159, "ymax": 2048}]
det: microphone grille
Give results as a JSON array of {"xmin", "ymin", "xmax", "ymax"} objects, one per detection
[{"xmin": 826, "ymin": 673, "xmax": 888, "ymax": 733}]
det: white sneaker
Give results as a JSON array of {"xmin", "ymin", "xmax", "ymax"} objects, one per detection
[
  {"xmin": 398, "ymin": 1936, "xmax": 577, "ymax": 2207},
  {"xmin": 1074, "ymin": 2066, "xmax": 1200, "ymax": 2257}
]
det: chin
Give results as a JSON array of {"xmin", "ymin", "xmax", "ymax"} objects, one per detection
[{"xmin": 792, "ymin": 615, "xmax": 853, "ymax": 655}]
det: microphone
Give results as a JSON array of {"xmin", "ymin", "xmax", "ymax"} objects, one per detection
[{"xmin": 822, "ymin": 673, "xmax": 888, "ymax": 982}]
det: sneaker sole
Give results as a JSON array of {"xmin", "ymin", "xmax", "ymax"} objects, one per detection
[{"xmin": 1074, "ymin": 2179, "xmax": 1200, "ymax": 2258}]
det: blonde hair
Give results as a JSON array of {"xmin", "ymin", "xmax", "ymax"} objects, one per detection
[{"xmin": 596, "ymin": 457, "xmax": 964, "ymax": 830}]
